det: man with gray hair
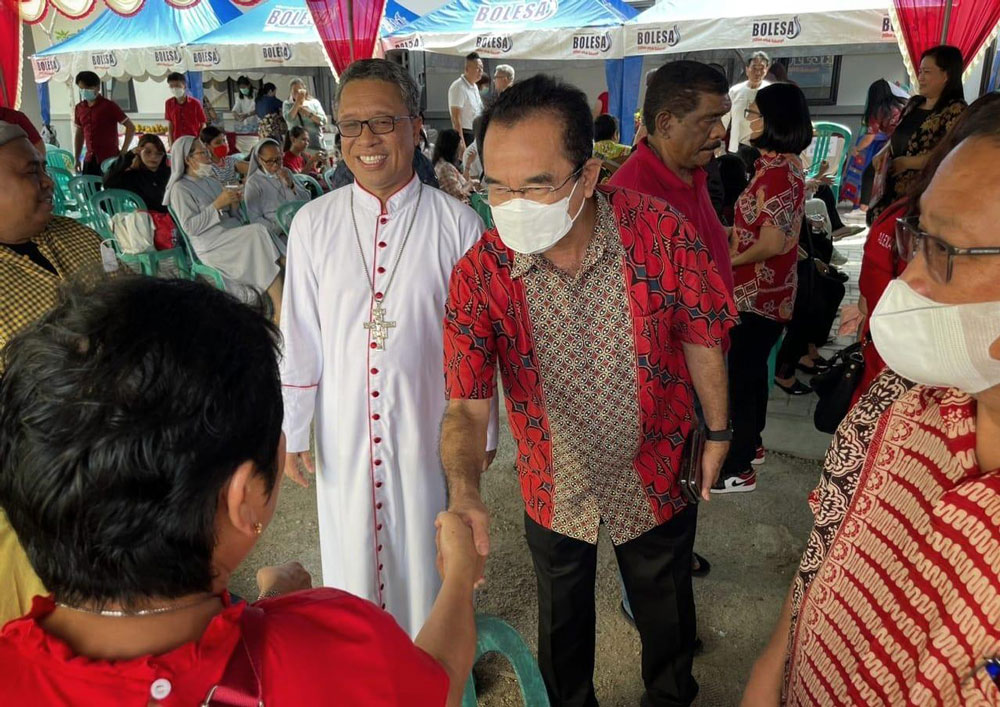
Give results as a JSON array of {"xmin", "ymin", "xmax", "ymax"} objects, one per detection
[
  {"xmin": 494, "ymin": 64, "xmax": 515, "ymax": 93},
  {"xmin": 280, "ymin": 59, "xmax": 497, "ymax": 636},
  {"xmin": 722, "ymin": 50, "xmax": 771, "ymax": 153}
]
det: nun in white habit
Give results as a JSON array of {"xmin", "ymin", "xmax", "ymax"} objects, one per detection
[
  {"xmin": 164, "ymin": 136, "xmax": 282, "ymax": 306},
  {"xmin": 244, "ymin": 138, "xmax": 310, "ymax": 255}
]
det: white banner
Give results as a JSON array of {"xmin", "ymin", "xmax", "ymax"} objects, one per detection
[
  {"xmin": 625, "ymin": 10, "xmax": 896, "ymax": 56},
  {"xmin": 382, "ymin": 26, "xmax": 625, "ymax": 60},
  {"xmin": 31, "ymin": 45, "xmax": 188, "ymax": 84}
]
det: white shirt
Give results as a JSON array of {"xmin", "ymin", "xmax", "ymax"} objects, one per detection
[
  {"xmin": 448, "ymin": 75, "xmax": 483, "ymax": 132},
  {"xmin": 722, "ymin": 79, "xmax": 771, "ymax": 153},
  {"xmin": 462, "ymin": 143, "xmax": 482, "ymax": 180},
  {"xmin": 232, "ymin": 95, "xmax": 257, "ymax": 133},
  {"xmin": 280, "ymin": 175, "xmax": 495, "ymax": 636}
]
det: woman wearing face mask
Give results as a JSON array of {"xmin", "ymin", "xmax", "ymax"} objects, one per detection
[
  {"xmin": 104, "ymin": 135, "xmax": 171, "ymax": 214},
  {"xmin": 164, "ymin": 137, "xmax": 283, "ymax": 315},
  {"xmin": 713, "ymin": 83, "xmax": 812, "ymax": 495},
  {"xmin": 232, "ymin": 76, "xmax": 259, "ymax": 134},
  {"xmin": 853, "ymin": 92, "xmax": 1000, "ymax": 406},
  {"xmin": 870, "ymin": 45, "xmax": 966, "ymax": 221},
  {"xmin": 244, "ymin": 139, "xmax": 309, "ymax": 251},
  {"xmin": 432, "ymin": 129, "xmax": 476, "ymax": 204},
  {"xmin": 199, "ymin": 125, "xmax": 248, "ymax": 185}
]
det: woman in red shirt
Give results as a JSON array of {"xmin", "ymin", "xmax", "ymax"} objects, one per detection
[
  {"xmin": 714, "ymin": 83, "xmax": 811, "ymax": 494},
  {"xmin": 0, "ymin": 277, "xmax": 479, "ymax": 707},
  {"xmin": 283, "ymin": 125, "xmax": 325, "ymax": 175}
]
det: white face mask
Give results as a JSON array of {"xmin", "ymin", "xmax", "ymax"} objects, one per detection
[
  {"xmin": 190, "ymin": 161, "xmax": 214, "ymax": 179},
  {"xmin": 870, "ymin": 279, "xmax": 1000, "ymax": 394},
  {"xmin": 171, "ymin": 86, "xmax": 186, "ymax": 99},
  {"xmin": 491, "ymin": 179, "xmax": 585, "ymax": 255}
]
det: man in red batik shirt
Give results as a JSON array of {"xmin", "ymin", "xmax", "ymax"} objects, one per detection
[{"xmin": 440, "ymin": 75, "xmax": 737, "ymax": 707}]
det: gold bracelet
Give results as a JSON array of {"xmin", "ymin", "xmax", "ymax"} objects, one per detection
[{"xmin": 256, "ymin": 590, "xmax": 282, "ymax": 601}]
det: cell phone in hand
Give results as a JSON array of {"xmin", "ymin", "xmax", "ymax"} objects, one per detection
[{"xmin": 679, "ymin": 426, "xmax": 705, "ymax": 505}]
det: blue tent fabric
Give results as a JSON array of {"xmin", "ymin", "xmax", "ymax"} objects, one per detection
[
  {"xmin": 605, "ymin": 55, "xmax": 642, "ymax": 146},
  {"xmin": 382, "ymin": 0, "xmax": 419, "ymax": 34},
  {"xmin": 387, "ymin": 0, "xmax": 636, "ymax": 36},
  {"xmin": 37, "ymin": 0, "xmax": 230, "ymax": 56}
]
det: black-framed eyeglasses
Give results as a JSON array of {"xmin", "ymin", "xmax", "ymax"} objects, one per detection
[
  {"xmin": 481, "ymin": 167, "xmax": 583, "ymax": 205},
  {"xmin": 896, "ymin": 215, "xmax": 1000, "ymax": 284},
  {"xmin": 258, "ymin": 157, "xmax": 282, "ymax": 166},
  {"xmin": 336, "ymin": 115, "xmax": 414, "ymax": 138}
]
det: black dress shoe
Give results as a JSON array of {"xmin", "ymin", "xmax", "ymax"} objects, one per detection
[
  {"xmin": 797, "ymin": 360, "xmax": 830, "ymax": 375},
  {"xmin": 776, "ymin": 379, "xmax": 813, "ymax": 395}
]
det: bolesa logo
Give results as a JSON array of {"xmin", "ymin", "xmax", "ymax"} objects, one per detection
[
  {"xmin": 264, "ymin": 6, "xmax": 313, "ymax": 32},
  {"xmin": 153, "ymin": 48, "xmax": 181, "ymax": 66},
  {"xmin": 91, "ymin": 51, "xmax": 118, "ymax": 69},
  {"xmin": 391, "ymin": 34, "xmax": 423, "ymax": 49},
  {"xmin": 572, "ymin": 31, "xmax": 613, "ymax": 56},
  {"xmin": 475, "ymin": 34, "xmax": 513, "ymax": 54},
  {"xmin": 34, "ymin": 56, "xmax": 61, "ymax": 76},
  {"xmin": 191, "ymin": 49, "xmax": 221, "ymax": 67},
  {"xmin": 751, "ymin": 16, "xmax": 801, "ymax": 43},
  {"xmin": 881, "ymin": 15, "xmax": 894, "ymax": 38},
  {"xmin": 261, "ymin": 44, "xmax": 293, "ymax": 63},
  {"xmin": 473, "ymin": 0, "xmax": 558, "ymax": 26},
  {"xmin": 635, "ymin": 24, "xmax": 681, "ymax": 50}
]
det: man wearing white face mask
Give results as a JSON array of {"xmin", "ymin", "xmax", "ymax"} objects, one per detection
[
  {"xmin": 165, "ymin": 72, "xmax": 206, "ymax": 146},
  {"xmin": 743, "ymin": 102, "xmax": 1000, "ymax": 706},
  {"xmin": 441, "ymin": 75, "xmax": 737, "ymax": 706}
]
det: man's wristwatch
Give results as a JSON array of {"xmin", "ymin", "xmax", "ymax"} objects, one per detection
[{"xmin": 705, "ymin": 426, "xmax": 733, "ymax": 442}]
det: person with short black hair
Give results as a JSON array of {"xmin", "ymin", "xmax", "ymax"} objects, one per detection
[
  {"xmin": 165, "ymin": 72, "xmax": 206, "ymax": 144},
  {"xmin": 592, "ymin": 114, "xmax": 631, "ymax": 169},
  {"xmin": 256, "ymin": 82, "xmax": 286, "ymax": 142},
  {"xmin": 433, "ymin": 129, "xmax": 475, "ymax": 203},
  {"xmin": 256, "ymin": 82, "xmax": 282, "ymax": 119},
  {"xmin": 444, "ymin": 74, "xmax": 736, "ymax": 706},
  {"xmin": 0, "ymin": 276, "xmax": 481, "ymax": 707},
  {"xmin": 233, "ymin": 75, "xmax": 259, "ymax": 133},
  {"xmin": 722, "ymin": 50, "xmax": 771, "ymax": 154},
  {"xmin": 73, "ymin": 70, "xmax": 134, "ymax": 175},
  {"xmin": 199, "ymin": 124, "xmax": 248, "ymax": 184},
  {"xmin": 448, "ymin": 52, "xmax": 484, "ymax": 153},
  {"xmin": 713, "ymin": 82, "xmax": 811, "ymax": 494}
]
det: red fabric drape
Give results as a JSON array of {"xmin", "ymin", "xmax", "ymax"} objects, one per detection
[
  {"xmin": 305, "ymin": 0, "xmax": 387, "ymax": 75},
  {"xmin": 1, "ymin": 0, "xmax": 21, "ymax": 108},
  {"xmin": 893, "ymin": 0, "xmax": 1000, "ymax": 75}
]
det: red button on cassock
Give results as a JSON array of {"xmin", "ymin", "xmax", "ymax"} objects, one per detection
[
  {"xmin": 380, "ymin": 217, "xmax": 388, "ymax": 225},
  {"xmin": 372, "ymin": 391, "xmax": 380, "ymax": 398},
  {"xmin": 373, "ymin": 436, "xmax": 382, "ymax": 443},
  {"xmin": 369, "ymin": 342, "xmax": 377, "ymax": 349},
  {"xmin": 372, "ymin": 413, "xmax": 380, "ymax": 421},
  {"xmin": 379, "ymin": 583, "xmax": 384, "ymax": 591},
  {"xmin": 378, "ymin": 241, "xmax": 387, "ymax": 248},
  {"xmin": 376, "ymin": 502, "xmax": 383, "ymax": 510},
  {"xmin": 377, "ymin": 266, "xmax": 386, "ymax": 274},
  {"xmin": 377, "ymin": 544, "xmax": 383, "ymax": 552},
  {"xmin": 375, "ymin": 481, "xmax": 383, "ymax": 488},
  {"xmin": 377, "ymin": 524, "xmax": 383, "ymax": 531},
  {"xmin": 378, "ymin": 564, "xmax": 383, "ymax": 571},
  {"xmin": 374, "ymin": 292, "xmax": 384, "ymax": 300},
  {"xmin": 374, "ymin": 459, "xmax": 382, "ymax": 466},
  {"xmin": 371, "ymin": 368, "xmax": 379, "ymax": 374}
]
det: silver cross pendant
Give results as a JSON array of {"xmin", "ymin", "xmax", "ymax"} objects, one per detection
[{"xmin": 364, "ymin": 301, "xmax": 397, "ymax": 351}]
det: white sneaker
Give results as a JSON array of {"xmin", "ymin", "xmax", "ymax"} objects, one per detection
[
  {"xmin": 710, "ymin": 469, "xmax": 757, "ymax": 494},
  {"xmin": 830, "ymin": 247, "xmax": 848, "ymax": 266}
]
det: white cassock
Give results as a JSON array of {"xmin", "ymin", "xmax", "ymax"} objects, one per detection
[{"xmin": 280, "ymin": 174, "xmax": 496, "ymax": 636}]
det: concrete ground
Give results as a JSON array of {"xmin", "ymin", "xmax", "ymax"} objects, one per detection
[{"xmin": 230, "ymin": 208, "xmax": 870, "ymax": 706}]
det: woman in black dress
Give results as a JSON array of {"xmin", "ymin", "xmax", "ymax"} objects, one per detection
[{"xmin": 103, "ymin": 134, "xmax": 170, "ymax": 213}]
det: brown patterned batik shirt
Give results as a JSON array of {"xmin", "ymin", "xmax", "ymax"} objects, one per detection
[{"xmin": 510, "ymin": 192, "xmax": 653, "ymax": 544}]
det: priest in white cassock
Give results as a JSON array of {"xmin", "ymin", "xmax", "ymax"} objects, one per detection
[{"xmin": 280, "ymin": 58, "xmax": 495, "ymax": 636}]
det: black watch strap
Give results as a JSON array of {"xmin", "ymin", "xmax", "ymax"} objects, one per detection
[{"xmin": 705, "ymin": 427, "xmax": 733, "ymax": 442}]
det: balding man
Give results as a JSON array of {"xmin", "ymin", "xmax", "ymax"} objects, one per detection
[
  {"xmin": 0, "ymin": 120, "xmax": 105, "ymax": 624},
  {"xmin": 744, "ymin": 95, "xmax": 1000, "ymax": 706}
]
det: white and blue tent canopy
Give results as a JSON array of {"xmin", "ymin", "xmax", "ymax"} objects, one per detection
[
  {"xmin": 624, "ymin": 0, "xmax": 896, "ymax": 57},
  {"xmin": 183, "ymin": 0, "xmax": 417, "ymax": 73},
  {"xmin": 31, "ymin": 0, "xmax": 239, "ymax": 84},
  {"xmin": 383, "ymin": 0, "xmax": 638, "ymax": 61}
]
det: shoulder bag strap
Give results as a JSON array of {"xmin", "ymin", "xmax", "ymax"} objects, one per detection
[{"xmin": 201, "ymin": 605, "xmax": 266, "ymax": 707}]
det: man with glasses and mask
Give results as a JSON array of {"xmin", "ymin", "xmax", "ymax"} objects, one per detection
[
  {"xmin": 743, "ymin": 101, "xmax": 1000, "ymax": 706},
  {"xmin": 441, "ymin": 75, "xmax": 737, "ymax": 707},
  {"xmin": 279, "ymin": 59, "xmax": 496, "ymax": 638}
]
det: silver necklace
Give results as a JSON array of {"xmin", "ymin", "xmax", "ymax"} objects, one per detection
[
  {"xmin": 56, "ymin": 593, "xmax": 216, "ymax": 618},
  {"xmin": 350, "ymin": 183, "xmax": 423, "ymax": 350}
]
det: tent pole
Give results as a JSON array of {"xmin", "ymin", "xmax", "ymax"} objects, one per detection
[
  {"xmin": 940, "ymin": 0, "xmax": 953, "ymax": 44},
  {"xmin": 348, "ymin": 0, "xmax": 355, "ymax": 63}
]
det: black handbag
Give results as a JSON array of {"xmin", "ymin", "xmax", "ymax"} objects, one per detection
[{"xmin": 811, "ymin": 341, "xmax": 865, "ymax": 434}]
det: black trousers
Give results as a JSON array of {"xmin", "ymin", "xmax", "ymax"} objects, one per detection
[
  {"xmin": 814, "ymin": 184, "xmax": 845, "ymax": 232},
  {"xmin": 525, "ymin": 510, "xmax": 699, "ymax": 707},
  {"xmin": 80, "ymin": 156, "xmax": 103, "ymax": 176},
  {"xmin": 462, "ymin": 129, "xmax": 475, "ymax": 148},
  {"xmin": 722, "ymin": 313, "xmax": 785, "ymax": 477}
]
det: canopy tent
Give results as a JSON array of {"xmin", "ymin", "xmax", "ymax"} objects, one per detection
[
  {"xmin": 624, "ymin": 0, "xmax": 897, "ymax": 57},
  {"xmin": 183, "ymin": 0, "xmax": 417, "ymax": 72},
  {"xmin": 31, "ymin": 0, "xmax": 240, "ymax": 84},
  {"xmin": 382, "ymin": 0, "xmax": 638, "ymax": 61}
]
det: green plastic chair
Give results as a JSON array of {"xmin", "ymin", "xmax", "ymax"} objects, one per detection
[
  {"xmin": 808, "ymin": 122, "xmax": 854, "ymax": 191},
  {"xmin": 45, "ymin": 147, "xmax": 75, "ymax": 173},
  {"xmin": 167, "ymin": 205, "xmax": 227, "ymax": 290},
  {"xmin": 469, "ymin": 191, "xmax": 494, "ymax": 230},
  {"xmin": 68, "ymin": 175, "xmax": 103, "ymax": 227},
  {"xmin": 47, "ymin": 166, "xmax": 79, "ymax": 216},
  {"xmin": 276, "ymin": 200, "xmax": 307, "ymax": 236},
  {"xmin": 101, "ymin": 156, "xmax": 119, "ymax": 175},
  {"xmin": 461, "ymin": 615, "xmax": 550, "ymax": 707},
  {"xmin": 293, "ymin": 172, "xmax": 324, "ymax": 200},
  {"xmin": 322, "ymin": 166, "xmax": 339, "ymax": 191},
  {"xmin": 91, "ymin": 190, "xmax": 186, "ymax": 277}
]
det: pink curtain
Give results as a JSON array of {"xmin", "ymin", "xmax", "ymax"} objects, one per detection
[
  {"xmin": 1, "ymin": 0, "xmax": 21, "ymax": 108},
  {"xmin": 893, "ymin": 0, "xmax": 1000, "ymax": 72},
  {"xmin": 306, "ymin": 0, "xmax": 387, "ymax": 75}
]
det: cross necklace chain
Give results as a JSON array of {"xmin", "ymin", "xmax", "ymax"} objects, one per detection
[{"xmin": 350, "ymin": 183, "xmax": 423, "ymax": 350}]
